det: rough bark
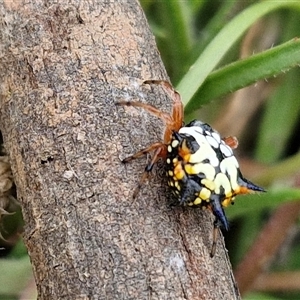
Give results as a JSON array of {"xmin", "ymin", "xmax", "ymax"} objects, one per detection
[{"xmin": 0, "ymin": 1, "xmax": 240, "ymax": 299}]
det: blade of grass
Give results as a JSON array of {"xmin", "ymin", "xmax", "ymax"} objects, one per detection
[
  {"xmin": 229, "ymin": 210, "xmax": 262, "ymax": 266},
  {"xmin": 226, "ymin": 188, "xmax": 300, "ymax": 219},
  {"xmin": 176, "ymin": 1, "xmax": 300, "ymax": 107},
  {"xmin": 188, "ymin": 0, "xmax": 206, "ymax": 16},
  {"xmin": 255, "ymin": 11, "xmax": 300, "ymax": 164},
  {"xmin": 0, "ymin": 257, "xmax": 32, "ymax": 295},
  {"xmin": 255, "ymin": 68, "xmax": 300, "ymax": 164},
  {"xmin": 157, "ymin": 2, "xmax": 193, "ymax": 83},
  {"xmin": 244, "ymin": 293, "xmax": 279, "ymax": 300},
  {"xmin": 190, "ymin": 0, "xmax": 240, "ymax": 62},
  {"xmin": 254, "ymin": 151, "xmax": 300, "ymax": 187},
  {"xmin": 184, "ymin": 38, "xmax": 300, "ymax": 114}
]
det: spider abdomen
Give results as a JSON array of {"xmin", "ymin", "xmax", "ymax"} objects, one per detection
[{"xmin": 166, "ymin": 120, "xmax": 261, "ymax": 229}]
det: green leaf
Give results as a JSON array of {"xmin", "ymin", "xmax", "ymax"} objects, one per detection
[
  {"xmin": 244, "ymin": 293, "xmax": 279, "ymax": 300},
  {"xmin": 190, "ymin": 1, "xmax": 240, "ymax": 61},
  {"xmin": 255, "ymin": 68, "xmax": 300, "ymax": 163},
  {"xmin": 226, "ymin": 188, "xmax": 300, "ymax": 219},
  {"xmin": 229, "ymin": 210, "xmax": 263, "ymax": 266},
  {"xmin": 255, "ymin": 11, "xmax": 300, "ymax": 164},
  {"xmin": 176, "ymin": 1, "xmax": 300, "ymax": 108},
  {"xmin": 254, "ymin": 151, "xmax": 300, "ymax": 187},
  {"xmin": 0, "ymin": 257, "xmax": 32, "ymax": 295},
  {"xmin": 157, "ymin": 2, "xmax": 194, "ymax": 83},
  {"xmin": 184, "ymin": 38, "xmax": 300, "ymax": 114}
]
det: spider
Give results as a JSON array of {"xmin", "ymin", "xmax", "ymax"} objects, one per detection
[{"xmin": 116, "ymin": 80, "xmax": 265, "ymax": 257}]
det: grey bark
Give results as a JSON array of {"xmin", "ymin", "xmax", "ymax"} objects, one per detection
[{"xmin": 0, "ymin": 1, "xmax": 240, "ymax": 299}]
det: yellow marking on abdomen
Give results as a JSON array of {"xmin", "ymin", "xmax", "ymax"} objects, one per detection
[
  {"xmin": 193, "ymin": 197, "xmax": 202, "ymax": 205},
  {"xmin": 184, "ymin": 163, "xmax": 215, "ymax": 180},
  {"xmin": 199, "ymin": 188, "xmax": 211, "ymax": 201},
  {"xmin": 214, "ymin": 173, "xmax": 231, "ymax": 195},
  {"xmin": 201, "ymin": 178, "xmax": 216, "ymax": 191}
]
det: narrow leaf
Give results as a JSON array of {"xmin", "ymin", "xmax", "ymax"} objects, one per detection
[
  {"xmin": 177, "ymin": 1, "xmax": 300, "ymax": 107},
  {"xmin": 185, "ymin": 38, "xmax": 300, "ymax": 114},
  {"xmin": 226, "ymin": 188, "xmax": 300, "ymax": 219}
]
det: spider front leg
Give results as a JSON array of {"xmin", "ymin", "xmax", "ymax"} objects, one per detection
[
  {"xmin": 144, "ymin": 80, "xmax": 184, "ymax": 141},
  {"xmin": 115, "ymin": 101, "xmax": 173, "ymax": 126}
]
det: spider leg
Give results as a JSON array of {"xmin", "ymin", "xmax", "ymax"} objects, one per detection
[
  {"xmin": 116, "ymin": 101, "xmax": 173, "ymax": 126},
  {"xmin": 222, "ymin": 136, "xmax": 239, "ymax": 149},
  {"xmin": 208, "ymin": 193, "xmax": 229, "ymax": 257},
  {"xmin": 131, "ymin": 144, "xmax": 167, "ymax": 199},
  {"xmin": 122, "ymin": 142, "xmax": 165, "ymax": 163},
  {"xmin": 210, "ymin": 220, "xmax": 221, "ymax": 258},
  {"xmin": 168, "ymin": 89, "xmax": 183, "ymax": 142},
  {"xmin": 117, "ymin": 80, "xmax": 185, "ymax": 199},
  {"xmin": 143, "ymin": 80, "xmax": 184, "ymax": 141}
]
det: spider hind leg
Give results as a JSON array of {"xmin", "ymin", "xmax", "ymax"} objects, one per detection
[
  {"xmin": 209, "ymin": 194, "xmax": 229, "ymax": 257},
  {"xmin": 121, "ymin": 142, "xmax": 165, "ymax": 164},
  {"xmin": 122, "ymin": 143, "xmax": 167, "ymax": 199},
  {"xmin": 211, "ymin": 219, "xmax": 221, "ymax": 258}
]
